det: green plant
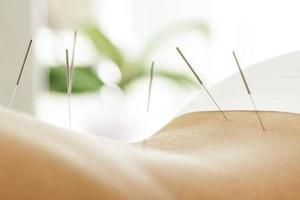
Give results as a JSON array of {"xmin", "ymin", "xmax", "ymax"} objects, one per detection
[
  {"xmin": 48, "ymin": 20, "xmax": 210, "ymax": 93},
  {"xmin": 49, "ymin": 65, "xmax": 103, "ymax": 93},
  {"xmin": 85, "ymin": 21, "xmax": 210, "ymax": 89}
]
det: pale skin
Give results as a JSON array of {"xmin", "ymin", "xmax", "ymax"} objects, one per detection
[{"xmin": 0, "ymin": 109, "xmax": 299, "ymax": 199}]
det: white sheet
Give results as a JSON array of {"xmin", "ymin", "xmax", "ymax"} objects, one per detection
[{"xmin": 179, "ymin": 51, "xmax": 300, "ymax": 115}]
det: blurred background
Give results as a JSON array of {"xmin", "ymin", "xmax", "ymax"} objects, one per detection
[{"xmin": 1, "ymin": 0, "xmax": 300, "ymax": 141}]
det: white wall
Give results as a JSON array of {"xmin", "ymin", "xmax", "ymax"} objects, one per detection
[
  {"xmin": 0, "ymin": 0, "xmax": 34, "ymax": 113},
  {"xmin": 210, "ymin": 0, "xmax": 300, "ymax": 84}
]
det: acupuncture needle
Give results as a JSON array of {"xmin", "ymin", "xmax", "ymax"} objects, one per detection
[
  {"xmin": 143, "ymin": 61, "xmax": 155, "ymax": 149},
  {"xmin": 65, "ymin": 49, "xmax": 72, "ymax": 128},
  {"xmin": 9, "ymin": 39, "xmax": 33, "ymax": 108},
  {"xmin": 232, "ymin": 51, "xmax": 265, "ymax": 131},
  {"xmin": 176, "ymin": 47, "xmax": 228, "ymax": 120}
]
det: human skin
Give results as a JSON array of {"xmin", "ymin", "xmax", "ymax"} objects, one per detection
[
  {"xmin": 0, "ymin": 109, "xmax": 300, "ymax": 199},
  {"xmin": 146, "ymin": 111, "xmax": 300, "ymax": 199}
]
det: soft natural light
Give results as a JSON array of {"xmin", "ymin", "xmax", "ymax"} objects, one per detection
[{"xmin": 9, "ymin": 0, "xmax": 300, "ymax": 140}]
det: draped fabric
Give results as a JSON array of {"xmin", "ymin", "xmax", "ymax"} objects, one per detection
[{"xmin": 180, "ymin": 51, "xmax": 300, "ymax": 115}]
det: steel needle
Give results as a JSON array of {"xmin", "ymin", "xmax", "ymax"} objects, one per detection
[
  {"xmin": 65, "ymin": 31, "xmax": 77, "ymax": 129},
  {"xmin": 65, "ymin": 49, "xmax": 72, "ymax": 128},
  {"xmin": 176, "ymin": 47, "xmax": 228, "ymax": 120},
  {"xmin": 9, "ymin": 39, "xmax": 32, "ymax": 108},
  {"xmin": 143, "ymin": 61, "xmax": 155, "ymax": 149},
  {"xmin": 232, "ymin": 51, "xmax": 265, "ymax": 131}
]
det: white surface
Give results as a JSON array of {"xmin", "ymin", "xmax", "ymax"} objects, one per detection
[
  {"xmin": 0, "ymin": 0, "xmax": 34, "ymax": 113},
  {"xmin": 180, "ymin": 51, "xmax": 300, "ymax": 115}
]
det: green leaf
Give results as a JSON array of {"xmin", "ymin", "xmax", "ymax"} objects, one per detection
[
  {"xmin": 118, "ymin": 61, "xmax": 146, "ymax": 89},
  {"xmin": 48, "ymin": 65, "xmax": 104, "ymax": 93},
  {"xmin": 119, "ymin": 63, "xmax": 196, "ymax": 89},
  {"xmin": 82, "ymin": 21, "xmax": 209, "ymax": 91},
  {"xmin": 84, "ymin": 25, "xmax": 125, "ymax": 69},
  {"xmin": 155, "ymin": 69, "xmax": 196, "ymax": 87}
]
